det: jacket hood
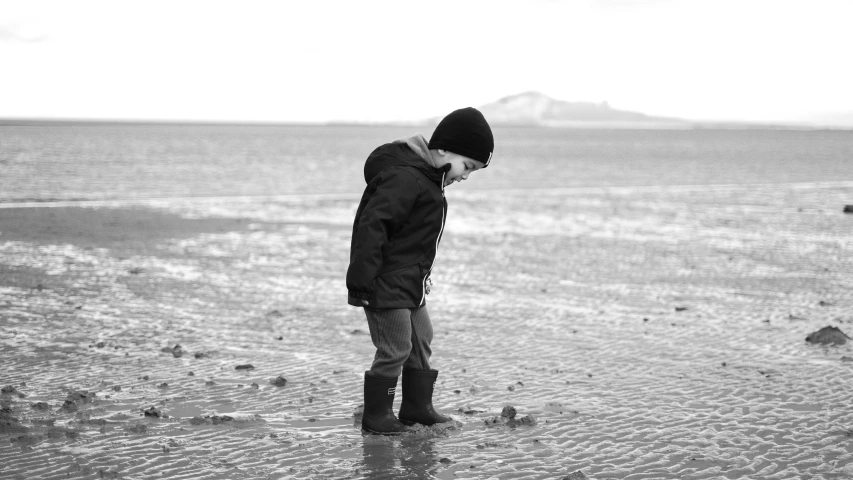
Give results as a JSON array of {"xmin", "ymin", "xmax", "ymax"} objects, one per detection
[
  {"xmin": 397, "ymin": 134, "xmax": 438, "ymax": 168},
  {"xmin": 363, "ymin": 135, "xmax": 449, "ymax": 185}
]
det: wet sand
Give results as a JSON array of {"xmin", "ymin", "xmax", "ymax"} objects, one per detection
[{"xmin": 2, "ymin": 182, "xmax": 853, "ymax": 479}]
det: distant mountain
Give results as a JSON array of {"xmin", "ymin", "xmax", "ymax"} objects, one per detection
[{"xmin": 476, "ymin": 91, "xmax": 687, "ymax": 127}]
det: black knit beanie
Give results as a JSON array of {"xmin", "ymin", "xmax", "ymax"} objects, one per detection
[{"xmin": 428, "ymin": 107, "xmax": 494, "ymax": 167}]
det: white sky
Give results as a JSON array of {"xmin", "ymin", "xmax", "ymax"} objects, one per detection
[{"xmin": 1, "ymin": 0, "xmax": 852, "ymax": 124}]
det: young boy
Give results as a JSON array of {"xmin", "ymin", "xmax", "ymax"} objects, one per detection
[{"xmin": 346, "ymin": 107, "xmax": 494, "ymax": 435}]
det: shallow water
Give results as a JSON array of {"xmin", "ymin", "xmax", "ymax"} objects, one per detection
[
  {"xmin": 2, "ymin": 180, "xmax": 853, "ymax": 479},
  {"xmin": 2, "ymin": 125, "xmax": 852, "ymax": 202}
]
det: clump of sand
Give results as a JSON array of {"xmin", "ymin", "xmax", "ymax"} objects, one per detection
[
  {"xmin": 485, "ymin": 405, "xmax": 536, "ymax": 427},
  {"xmin": 404, "ymin": 420, "xmax": 461, "ymax": 438},
  {"xmin": 1, "ymin": 406, "xmax": 27, "ymax": 433},
  {"xmin": 60, "ymin": 390, "xmax": 97, "ymax": 413}
]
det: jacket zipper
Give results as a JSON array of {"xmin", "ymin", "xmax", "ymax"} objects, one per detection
[{"xmin": 420, "ymin": 172, "xmax": 446, "ymax": 306}]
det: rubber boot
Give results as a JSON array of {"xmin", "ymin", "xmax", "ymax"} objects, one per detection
[
  {"xmin": 361, "ymin": 372, "xmax": 410, "ymax": 435},
  {"xmin": 398, "ymin": 368, "xmax": 452, "ymax": 426}
]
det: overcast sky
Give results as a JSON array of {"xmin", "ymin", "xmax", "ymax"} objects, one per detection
[{"xmin": 2, "ymin": 0, "xmax": 851, "ymax": 125}]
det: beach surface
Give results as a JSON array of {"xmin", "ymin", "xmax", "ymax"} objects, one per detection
[{"xmin": 2, "ymin": 181, "xmax": 853, "ymax": 479}]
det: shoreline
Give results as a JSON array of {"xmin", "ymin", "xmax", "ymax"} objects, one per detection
[{"xmin": 2, "ymin": 178, "xmax": 853, "ymax": 210}]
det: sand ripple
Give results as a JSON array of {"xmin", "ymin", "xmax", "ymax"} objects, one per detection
[{"xmin": 2, "ymin": 182, "xmax": 853, "ymax": 479}]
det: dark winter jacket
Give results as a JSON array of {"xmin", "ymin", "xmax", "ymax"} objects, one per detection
[{"xmin": 346, "ymin": 138, "xmax": 449, "ymax": 308}]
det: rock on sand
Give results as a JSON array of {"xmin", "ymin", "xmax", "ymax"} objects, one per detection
[
  {"xmin": 805, "ymin": 326, "xmax": 850, "ymax": 345},
  {"xmin": 144, "ymin": 406, "xmax": 164, "ymax": 418}
]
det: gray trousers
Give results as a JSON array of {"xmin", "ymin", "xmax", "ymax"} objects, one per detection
[{"xmin": 363, "ymin": 306, "xmax": 433, "ymax": 378}]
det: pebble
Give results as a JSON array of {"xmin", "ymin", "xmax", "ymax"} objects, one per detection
[
  {"xmin": 235, "ymin": 364, "xmax": 255, "ymax": 370},
  {"xmin": 270, "ymin": 375, "xmax": 288, "ymax": 387}
]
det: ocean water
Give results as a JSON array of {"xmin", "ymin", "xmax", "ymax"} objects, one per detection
[
  {"xmin": 2, "ymin": 124, "xmax": 853, "ymax": 479},
  {"xmin": 1, "ymin": 124, "xmax": 851, "ymax": 201}
]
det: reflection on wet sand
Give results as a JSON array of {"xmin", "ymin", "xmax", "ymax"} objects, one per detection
[{"xmin": 359, "ymin": 436, "xmax": 439, "ymax": 478}]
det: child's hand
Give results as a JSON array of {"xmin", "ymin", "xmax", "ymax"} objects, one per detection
[
  {"xmin": 426, "ymin": 278, "xmax": 433, "ymax": 295},
  {"xmin": 361, "ymin": 300, "xmax": 370, "ymax": 306}
]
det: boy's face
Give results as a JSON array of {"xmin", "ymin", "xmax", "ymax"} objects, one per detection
[{"xmin": 440, "ymin": 151, "xmax": 486, "ymax": 187}]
